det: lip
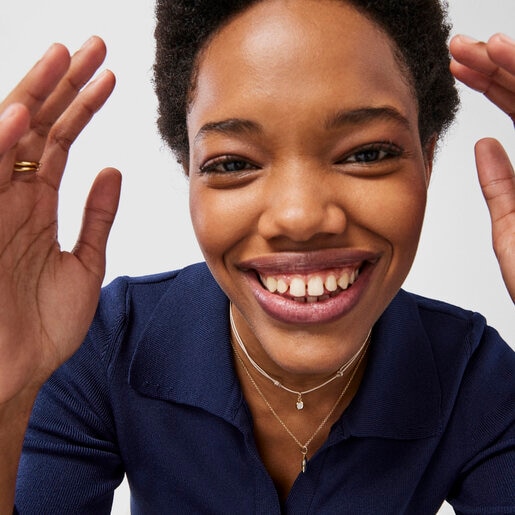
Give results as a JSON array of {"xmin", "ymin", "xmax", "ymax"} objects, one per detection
[
  {"xmin": 238, "ymin": 249, "xmax": 380, "ymax": 324},
  {"xmin": 238, "ymin": 249, "xmax": 379, "ymax": 273}
]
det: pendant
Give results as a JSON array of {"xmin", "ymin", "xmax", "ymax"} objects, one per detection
[
  {"xmin": 301, "ymin": 447, "xmax": 308, "ymax": 473},
  {"xmin": 296, "ymin": 394, "xmax": 304, "ymax": 410}
]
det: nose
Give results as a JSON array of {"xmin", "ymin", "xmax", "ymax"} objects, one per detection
[{"xmin": 257, "ymin": 162, "xmax": 347, "ymax": 242}]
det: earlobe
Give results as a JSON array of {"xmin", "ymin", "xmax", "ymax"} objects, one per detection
[{"xmin": 423, "ymin": 135, "xmax": 438, "ymax": 187}]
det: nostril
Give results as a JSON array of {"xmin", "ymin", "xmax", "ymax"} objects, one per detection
[{"xmin": 258, "ymin": 201, "xmax": 348, "ymax": 242}]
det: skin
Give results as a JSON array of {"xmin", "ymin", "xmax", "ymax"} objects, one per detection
[
  {"xmin": 187, "ymin": 0, "xmax": 433, "ymax": 496},
  {"xmin": 187, "ymin": 1, "xmax": 514, "ymax": 496},
  {"xmin": 188, "ymin": 0, "xmax": 431, "ymax": 381},
  {"xmin": 0, "ymin": 37, "xmax": 121, "ymax": 509},
  {"xmin": 450, "ymin": 33, "xmax": 515, "ymax": 302},
  {"xmin": 0, "ymin": 3, "xmax": 513, "ymax": 512}
]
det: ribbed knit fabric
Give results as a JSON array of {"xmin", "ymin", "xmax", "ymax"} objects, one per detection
[{"xmin": 15, "ymin": 263, "xmax": 515, "ymax": 514}]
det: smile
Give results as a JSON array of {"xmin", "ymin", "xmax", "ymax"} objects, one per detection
[
  {"xmin": 239, "ymin": 251, "xmax": 378, "ymax": 325},
  {"xmin": 259, "ymin": 267, "xmax": 360, "ymax": 303}
]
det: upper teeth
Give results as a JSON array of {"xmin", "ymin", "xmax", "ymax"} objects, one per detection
[{"xmin": 260, "ymin": 268, "xmax": 359, "ymax": 299}]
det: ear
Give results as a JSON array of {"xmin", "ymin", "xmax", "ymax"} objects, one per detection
[{"xmin": 422, "ymin": 134, "xmax": 437, "ymax": 187}]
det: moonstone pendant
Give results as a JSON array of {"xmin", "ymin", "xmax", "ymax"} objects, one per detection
[{"xmin": 296, "ymin": 394, "xmax": 304, "ymax": 410}]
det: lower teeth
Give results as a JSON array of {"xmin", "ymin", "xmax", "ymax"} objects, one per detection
[{"xmin": 292, "ymin": 293, "xmax": 334, "ymax": 303}]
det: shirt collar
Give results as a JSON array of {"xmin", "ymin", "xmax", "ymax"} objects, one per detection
[
  {"xmin": 128, "ymin": 264, "xmax": 246, "ymax": 427},
  {"xmin": 341, "ymin": 289, "xmax": 442, "ymax": 439},
  {"xmin": 129, "ymin": 264, "xmax": 442, "ymax": 439}
]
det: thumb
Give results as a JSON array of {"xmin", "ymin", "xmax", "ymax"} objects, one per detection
[
  {"xmin": 72, "ymin": 167, "xmax": 122, "ymax": 281},
  {"xmin": 475, "ymin": 138, "xmax": 515, "ymax": 301}
]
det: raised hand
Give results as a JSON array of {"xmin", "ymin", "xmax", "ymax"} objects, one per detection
[
  {"xmin": 0, "ymin": 37, "xmax": 121, "ymax": 405},
  {"xmin": 450, "ymin": 34, "xmax": 515, "ymax": 302}
]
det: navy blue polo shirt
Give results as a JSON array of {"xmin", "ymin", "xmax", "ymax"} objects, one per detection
[{"xmin": 16, "ymin": 263, "xmax": 514, "ymax": 513}]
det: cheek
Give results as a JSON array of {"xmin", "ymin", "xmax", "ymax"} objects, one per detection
[
  {"xmin": 381, "ymin": 180, "xmax": 427, "ymax": 257},
  {"xmin": 352, "ymin": 174, "xmax": 427, "ymax": 252},
  {"xmin": 189, "ymin": 184, "xmax": 255, "ymax": 263}
]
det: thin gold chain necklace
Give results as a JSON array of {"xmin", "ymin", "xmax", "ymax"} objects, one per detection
[
  {"xmin": 230, "ymin": 304, "xmax": 371, "ymax": 410},
  {"xmin": 231, "ymin": 326, "xmax": 370, "ymax": 474}
]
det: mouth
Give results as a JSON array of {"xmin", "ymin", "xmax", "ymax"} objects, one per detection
[
  {"xmin": 239, "ymin": 251, "xmax": 378, "ymax": 324},
  {"xmin": 258, "ymin": 266, "xmax": 361, "ymax": 303}
]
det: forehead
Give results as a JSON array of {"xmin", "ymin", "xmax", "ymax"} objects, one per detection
[{"xmin": 188, "ymin": 0, "xmax": 417, "ymax": 138}]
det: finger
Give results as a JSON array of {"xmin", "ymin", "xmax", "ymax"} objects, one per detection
[
  {"xmin": 39, "ymin": 69, "xmax": 116, "ymax": 189},
  {"xmin": 450, "ymin": 60, "xmax": 515, "ymax": 121},
  {"xmin": 486, "ymin": 33, "xmax": 515, "ymax": 77},
  {"xmin": 0, "ymin": 104, "xmax": 31, "ymax": 188},
  {"xmin": 0, "ymin": 44, "xmax": 70, "ymax": 118},
  {"xmin": 475, "ymin": 138, "xmax": 515, "ymax": 301},
  {"xmin": 475, "ymin": 138, "xmax": 515, "ymax": 225},
  {"xmin": 17, "ymin": 37, "xmax": 108, "ymax": 160},
  {"xmin": 450, "ymin": 35, "xmax": 515, "ymax": 92},
  {"xmin": 72, "ymin": 167, "xmax": 122, "ymax": 281},
  {"xmin": 0, "ymin": 104, "xmax": 30, "ymax": 155}
]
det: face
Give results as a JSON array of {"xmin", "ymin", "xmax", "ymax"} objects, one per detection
[{"xmin": 187, "ymin": 0, "xmax": 432, "ymax": 379}]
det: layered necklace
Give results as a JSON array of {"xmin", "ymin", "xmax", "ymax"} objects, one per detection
[
  {"xmin": 229, "ymin": 304, "xmax": 371, "ymax": 473},
  {"xmin": 229, "ymin": 304, "xmax": 370, "ymax": 410}
]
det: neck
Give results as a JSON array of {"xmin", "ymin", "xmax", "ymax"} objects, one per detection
[
  {"xmin": 229, "ymin": 303, "xmax": 371, "ymax": 409},
  {"xmin": 229, "ymin": 303, "xmax": 370, "ymax": 392},
  {"xmin": 230, "ymin": 319, "xmax": 371, "ymax": 499}
]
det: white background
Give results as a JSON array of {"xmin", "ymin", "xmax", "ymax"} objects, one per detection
[{"xmin": 1, "ymin": 1, "xmax": 513, "ymax": 513}]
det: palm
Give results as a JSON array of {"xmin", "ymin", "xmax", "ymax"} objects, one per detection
[
  {"xmin": 1, "ymin": 182, "xmax": 73, "ymax": 393},
  {"xmin": 0, "ymin": 38, "xmax": 120, "ymax": 402}
]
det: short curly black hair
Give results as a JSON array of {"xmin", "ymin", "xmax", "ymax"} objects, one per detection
[{"xmin": 154, "ymin": 0, "xmax": 460, "ymax": 163}]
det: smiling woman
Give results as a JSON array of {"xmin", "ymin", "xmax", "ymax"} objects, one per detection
[
  {"xmin": 187, "ymin": 1, "xmax": 430, "ymax": 363},
  {"xmin": 0, "ymin": 0, "xmax": 514, "ymax": 513}
]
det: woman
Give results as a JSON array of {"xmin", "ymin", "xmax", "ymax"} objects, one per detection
[{"xmin": 1, "ymin": 0, "xmax": 513, "ymax": 512}]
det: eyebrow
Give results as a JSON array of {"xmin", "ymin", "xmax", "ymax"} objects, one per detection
[
  {"xmin": 325, "ymin": 106, "xmax": 412, "ymax": 131},
  {"xmin": 194, "ymin": 106, "xmax": 412, "ymax": 144},
  {"xmin": 194, "ymin": 118, "xmax": 263, "ymax": 144}
]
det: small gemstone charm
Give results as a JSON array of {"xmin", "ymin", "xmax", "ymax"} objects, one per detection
[
  {"xmin": 301, "ymin": 446, "xmax": 308, "ymax": 473},
  {"xmin": 296, "ymin": 400, "xmax": 304, "ymax": 410}
]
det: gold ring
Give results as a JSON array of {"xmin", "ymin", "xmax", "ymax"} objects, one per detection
[{"xmin": 13, "ymin": 161, "xmax": 41, "ymax": 173}]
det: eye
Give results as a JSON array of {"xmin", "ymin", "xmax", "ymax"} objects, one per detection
[
  {"xmin": 348, "ymin": 148, "xmax": 389, "ymax": 163},
  {"xmin": 199, "ymin": 155, "xmax": 257, "ymax": 174},
  {"xmin": 340, "ymin": 142, "xmax": 403, "ymax": 165}
]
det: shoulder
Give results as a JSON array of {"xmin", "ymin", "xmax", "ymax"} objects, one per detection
[
  {"xmin": 88, "ymin": 262, "xmax": 217, "ymax": 362},
  {"xmin": 354, "ymin": 290, "xmax": 513, "ymax": 442},
  {"xmin": 393, "ymin": 289, "xmax": 510, "ymax": 358},
  {"xmin": 396, "ymin": 290, "xmax": 514, "ymax": 428},
  {"xmin": 99, "ymin": 261, "xmax": 213, "ymax": 306},
  {"xmin": 98, "ymin": 261, "xmax": 213, "ymax": 315},
  {"xmin": 382, "ymin": 289, "xmax": 514, "ymax": 415}
]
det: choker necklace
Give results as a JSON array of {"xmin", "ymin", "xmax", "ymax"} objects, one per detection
[
  {"xmin": 229, "ymin": 303, "xmax": 371, "ymax": 410},
  {"xmin": 231, "ymin": 329, "xmax": 370, "ymax": 473}
]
